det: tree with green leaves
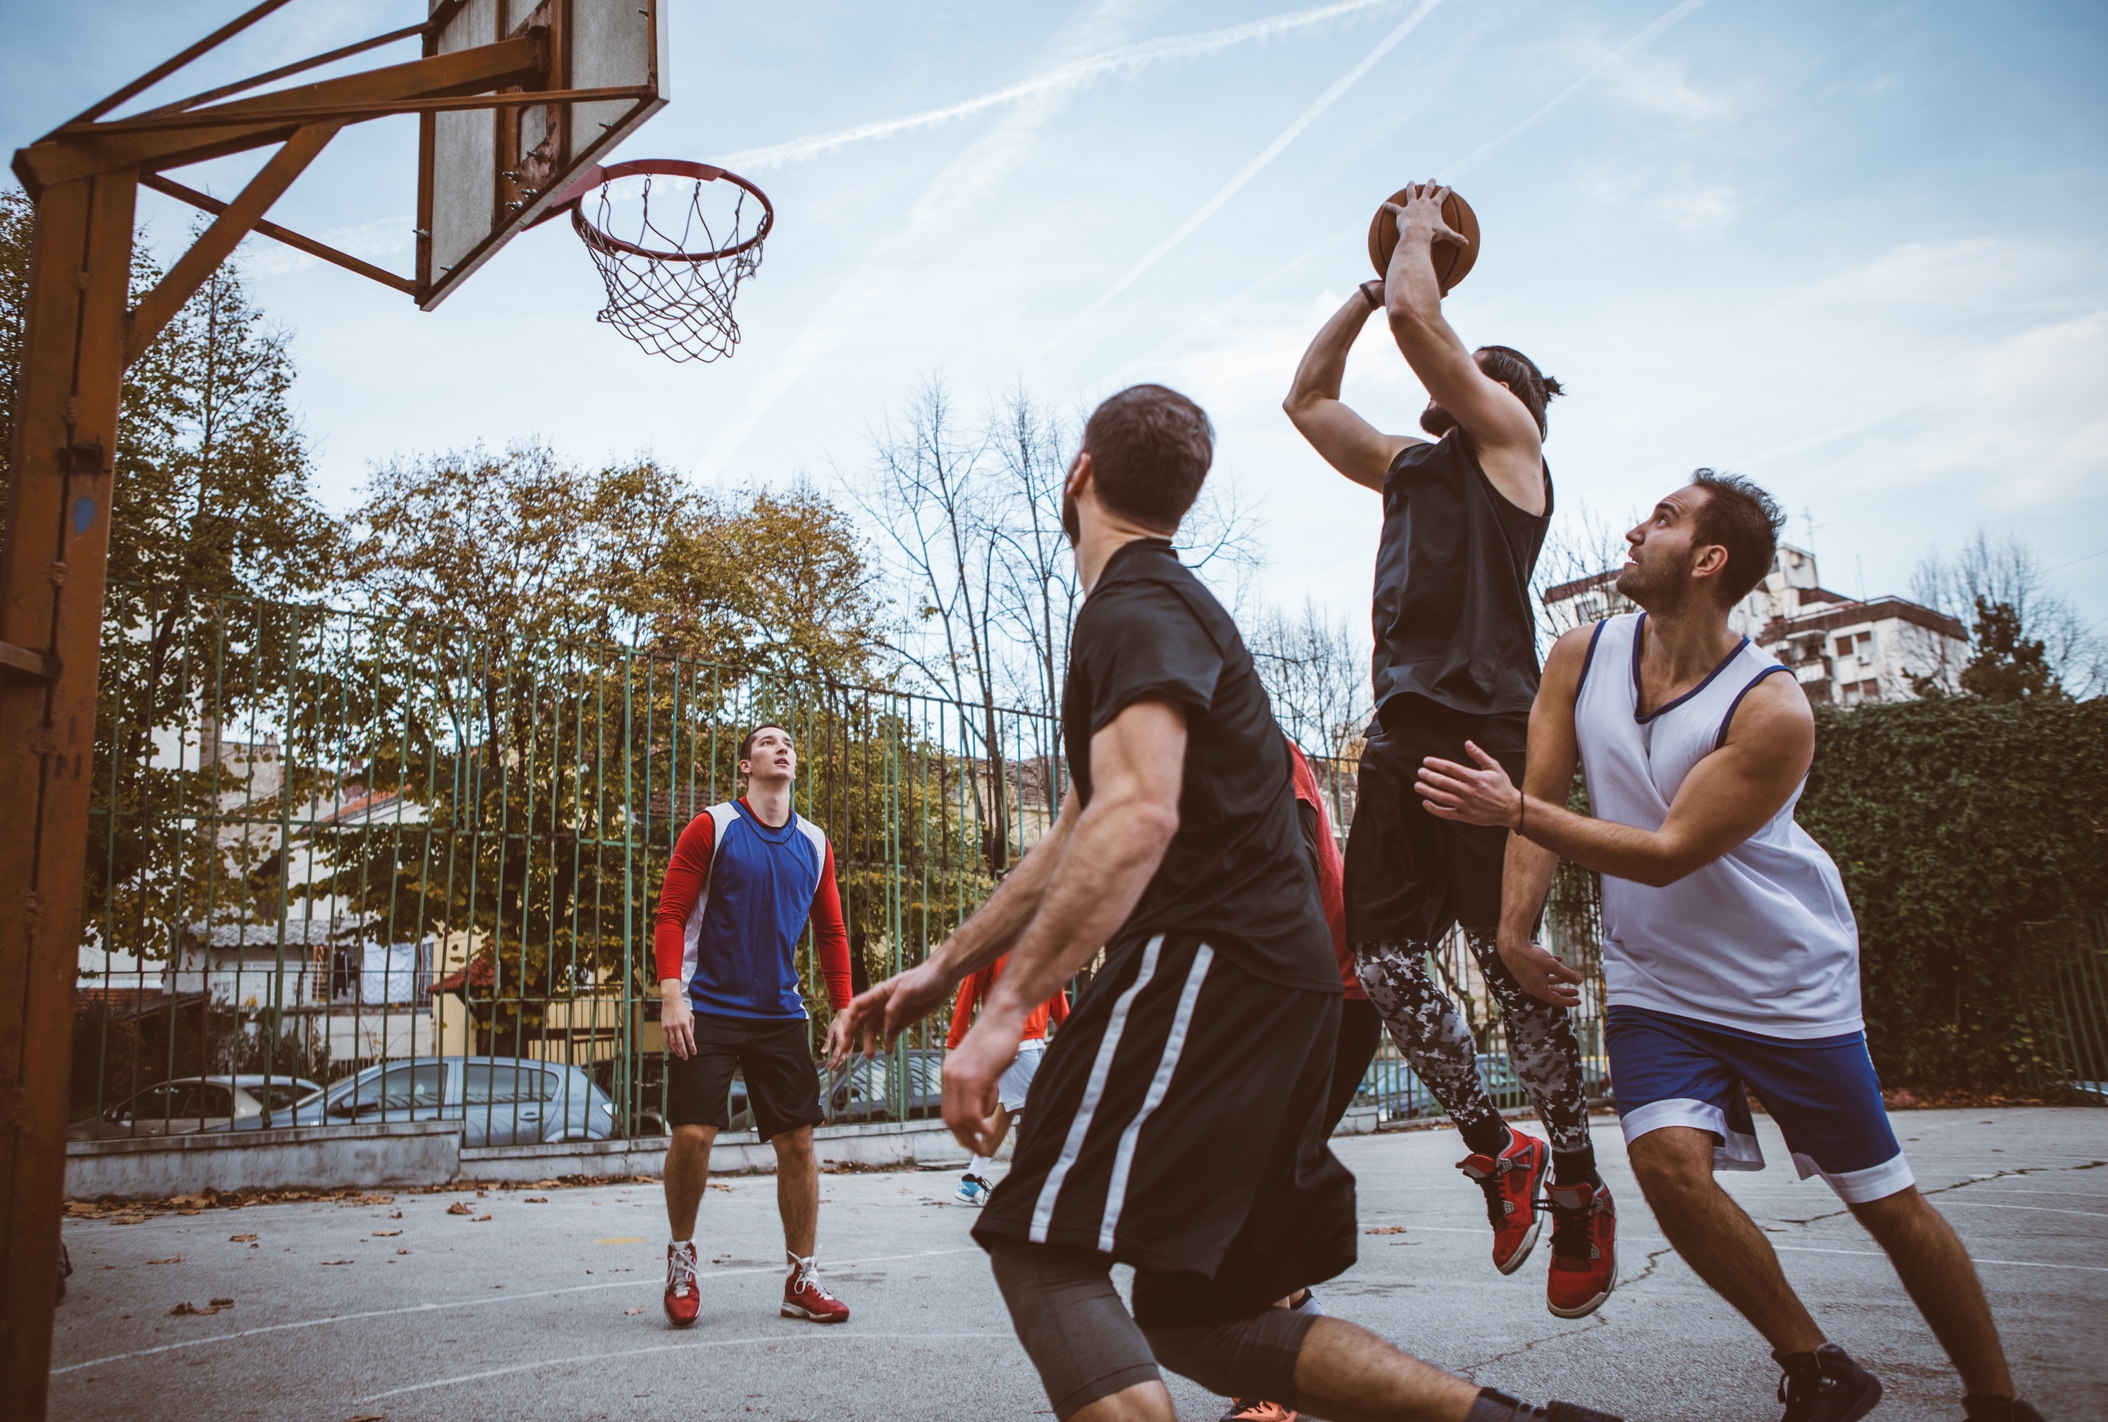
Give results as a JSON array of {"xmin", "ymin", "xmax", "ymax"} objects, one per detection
[{"xmin": 1959, "ymin": 596, "xmax": 2064, "ymax": 704}]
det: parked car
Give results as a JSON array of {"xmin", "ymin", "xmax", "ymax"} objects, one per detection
[
  {"xmin": 293, "ymin": 1057, "xmax": 617, "ymax": 1147},
  {"xmin": 69, "ymin": 1074, "xmax": 324, "ymax": 1141},
  {"xmin": 822, "ymin": 1047, "xmax": 944, "ymax": 1124}
]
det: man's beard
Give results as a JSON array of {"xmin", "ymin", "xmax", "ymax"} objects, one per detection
[
  {"xmin": 1061, "ymin": 489, "xmax": 1080, "ymax": 548},
  {"xmin": 1419, "ymin": 402, "xmax": 1458, "ymax": 437},
  {"xmin": 1614, "ymin": 558, "xmax": 1678, "ymax": 610}
]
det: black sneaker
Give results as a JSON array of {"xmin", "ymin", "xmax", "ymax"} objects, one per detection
[
  {"xmin": 1472, "ymin": 1388, "xmax": 1623, "ymax": 1421},
  {"xmin": 1963, "ymin": 1400, "xmax": 2044, "ymax": 1422},
  {"xmin": 1775, "ymin": 1342, "xmax": 1882, "ymax": 1422}
]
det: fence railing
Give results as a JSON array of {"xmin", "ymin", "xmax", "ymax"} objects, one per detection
[
  {"xmin": 2023, "ymin": 913, "xmax": 2108, "ymax": 1104},
  {"xmin": 74, "ymin": 585, "xmax": 1607, "ymax": 1148}
]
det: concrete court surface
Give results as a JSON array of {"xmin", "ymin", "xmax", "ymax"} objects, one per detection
[{"xmin": 48, "ymin": 1107, "xmax": 2104, "ymax": 1422}]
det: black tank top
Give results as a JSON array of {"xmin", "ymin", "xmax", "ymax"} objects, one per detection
[{"xmin": 1368, "ymin": 432, "xmax": 1552, "ymax": 718}]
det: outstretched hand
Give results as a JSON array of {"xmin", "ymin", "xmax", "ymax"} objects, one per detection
[
  {"xmin": 942, "ymin": 1014, "xmax": 1023, "ymax": 1157},
  {"xmin": 823, "ymin": 958, "xmax": 951, "ymax": 1069},
  {"xmin": 1416, "ymin": 740, "xmax": 1523, "ymax": 829},
  {"xmin": 1382, "ymin": 181, "xmax": 1468, "ymax": 250},
  {"xmin": 1499, "ymin": 936, "xmax": 1585, "ymax": 1009}
]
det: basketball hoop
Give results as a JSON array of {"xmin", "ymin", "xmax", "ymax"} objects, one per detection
[{"xmin": 550, "ymin": 159, "xmax": 773, "ymax": 363}]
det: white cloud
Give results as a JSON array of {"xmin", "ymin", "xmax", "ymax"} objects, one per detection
[
  {"xmin": 1650, "ymin": 184, "xmax": 1736, "ymax": 236},
  {"xmin": 1606, "ymin": 49, "xmax": 1730, "ymax": 121}
]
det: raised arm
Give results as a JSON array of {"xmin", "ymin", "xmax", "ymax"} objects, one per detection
[
  {"xmin": 941, "ymin": 698, "xmax": 1188, "ymax": 1151},
  {"xmin": 1415, "ymin": 668, "xmax": 1816, "ymax": 888},
  {"xmin": 1381, "ymin": 183, "xmax": 1545, "ymax": 508},
  {"xmin": 1283, "ymin": 284, "xmax": 1421, "ymax": 491},
  {"xmin": 1495, "ymin": 627, "xmax": 1591, "ymax": 1006}
]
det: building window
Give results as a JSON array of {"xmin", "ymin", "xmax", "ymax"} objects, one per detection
[
  {"xmin": 1859, "ymin": 679, "xmax": 1879, "ymax": 698},
  {"xmin": 1835, "ymin": 637, "xmax": 1854, "ymax": 658}
]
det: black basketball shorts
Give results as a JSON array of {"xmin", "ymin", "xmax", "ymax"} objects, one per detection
[
  {"xmin": 971, "ymin": 929, "xmax": 1358, "ymax": 1325},
  {"xmin": 665, "ymin": 1012, "xmax": 825, "ymax": 1140}
]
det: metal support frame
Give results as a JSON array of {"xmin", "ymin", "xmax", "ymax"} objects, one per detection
[{"xmin": 0, "ymin": 11, "xmax": 627, "ymax": 1414}]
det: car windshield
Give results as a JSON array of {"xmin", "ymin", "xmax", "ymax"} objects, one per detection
[{"xmin": 255, "ymin": 1084, "xmax": 309, "ymax": 1111}]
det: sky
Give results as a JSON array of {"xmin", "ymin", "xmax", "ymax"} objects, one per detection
[{"xmin": 5, "ymin": 0, "xmax": 2106, "ymax": 644}]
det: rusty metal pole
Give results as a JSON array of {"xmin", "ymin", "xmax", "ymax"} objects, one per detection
[{"xmin": 0, "ymin": 166, "xmax": 137, "ymax": 1421}]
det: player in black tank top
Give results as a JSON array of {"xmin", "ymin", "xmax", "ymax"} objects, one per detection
[{"xmin": 1284, "ymin": 183, "xmax": 1617, "ymax": 1323}]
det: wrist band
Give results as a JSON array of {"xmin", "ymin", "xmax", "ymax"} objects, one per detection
[{"xmin": 1359, "ymin": 279, "xmax": 1383, "ymax": 311}]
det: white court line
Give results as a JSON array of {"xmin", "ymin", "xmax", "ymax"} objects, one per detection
[
  {"xmin": 1772, "ymin": 1245, "xmax": 2108, "ymax": 1273},
  {"xmin": 48, "ymin": 1247, "xmax": 980, "ymax": 1376},
  {"xmin": 1929, "ymin": 1201, "xmax": 2108, "ymax": 1219},
  {"xmin": 357, "ymin": 1331, "xmax": 1017, "ymax": 1402}
]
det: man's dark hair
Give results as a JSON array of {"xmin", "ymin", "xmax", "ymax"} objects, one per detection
[
  {"xmin": 738, "ymin": 723, "xmax": 791, "ymax": 763},
  {"xmin": 1475, "ymin": 346, "xmax": 1564, "ymax": 437},
  {"xmin": 1687, "ymin": 469, "xmax": 1786, "ymax": 603},
  {"xmin": 1081, "ymin": 384, "xmax": 1214, "ymax": 531}
]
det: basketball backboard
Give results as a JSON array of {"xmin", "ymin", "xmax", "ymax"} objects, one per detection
[{"xmin": 418, "ymin": 0, "xmax": 667, "ymax": 309}]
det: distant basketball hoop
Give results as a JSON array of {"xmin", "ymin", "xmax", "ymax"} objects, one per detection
[{"xmin": 542, "ymin": 159, "xmax": 774, "ymax": 363}]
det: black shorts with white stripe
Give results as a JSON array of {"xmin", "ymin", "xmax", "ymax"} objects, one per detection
[{"xmin": 972, "ymin": 929, "xmax": 1358, "ymax": 1325}]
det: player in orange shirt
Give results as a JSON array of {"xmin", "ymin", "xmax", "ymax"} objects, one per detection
[{"xmin": 947, "ymin": 956, "xmax": 1070, "ymax": 1204}]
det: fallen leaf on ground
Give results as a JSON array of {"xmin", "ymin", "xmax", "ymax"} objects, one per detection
[
  {"xmin": 168, "ymin": 1302, "xmax": 219, "ymax": 1316},
  {"xmin": 1366, "ymin": 1226, "xmax": 1407, "ymax": 1235},
  {"xmin": 147, "ymin": 1255, "xmax": 182, "ymax": 1264},
  {"xmin": 372, "ymin": 1229, "xmax": 401, "ymax": 1237},
  {"xmin": 111, "ymin": 1215, "xmax": 149, "ymax": 1226},
  {"xmin": 229, "ymin": 1234, "xmax": 257, "ymax": 1243},
  {"xmin": 389, "ymin": 1210, "xmax": 403, "ymax": 1219},
  {"xmin": 176, "ymin": 1209, "xmax": 203, "ymax": 1216},
  {"xmin": 397, "ymin": 1248, "xmax": 410, "ymax": 1255},
  {"xmin": 346, "ymin": 1414, "xmax": 387, "ymax": 1421},
  {"xmin": 535, "ymin": 1179, "xmax": 561, "ymax": 1188},
  {"xmin": 624, "ymin": 1306, "xmax": 646, "ymax": 1315},
  {"xmin": 446, "ymin": 1202, "xmax": 472, "ymax": 1216},
  {"xmin": 208, "ymin": 1297, "xmax": 234, "ymax": 1307},
  {"xmin": 524, "ymin": 1197, "xmax": 549, "ymax": 1204},
  {"xmin": 321, "ymin": 1259, "xmax": 354, "ymax": 1266},
  {"xmin": 708, "ymin": 1183, "xmax": 731, "ymax": 1193}
]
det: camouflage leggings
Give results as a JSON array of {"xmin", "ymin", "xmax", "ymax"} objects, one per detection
[{"xmin": 1353, "ymin": 932, "xmax": 1592, "ymax": 1157}]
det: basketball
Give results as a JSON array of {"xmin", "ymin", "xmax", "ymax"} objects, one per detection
[{"xmin": 1366, "ymin": 185, "xmax": 1481, "ymax": 294}]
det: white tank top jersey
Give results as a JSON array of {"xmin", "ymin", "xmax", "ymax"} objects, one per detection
[{"xmin": 1572, "ymin": 613, "xmax": 1863, "ymax": 1040}]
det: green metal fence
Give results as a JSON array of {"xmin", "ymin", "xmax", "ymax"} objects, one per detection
[
  {"xmin": 2023, "ymin": 913, "xmax": 2108, "ymax": 1104},
  {"xmin": 75, "ymin": 584, "xmax": 1060, "ymax": 1144},
  {"xmin": 75, "ymin": 584, "xmax": 1614, "ymax": 1147}
]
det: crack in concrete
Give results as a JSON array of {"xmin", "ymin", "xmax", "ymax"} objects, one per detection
[
  {"xmin": 1772, "ymin": 1158, "xmax": 2108, "ymax": 1228},
  {"xmin": 1454, "ymin": 1308, "xmax": 1611, "ymax": 1379}
]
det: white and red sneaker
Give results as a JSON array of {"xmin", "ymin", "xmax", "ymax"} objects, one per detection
[
  {"xmin": 1545, "ymin": 1179, "xmax": 1618, "ymax": 1318},
  {"xmin": 1456, "ymin": 1128, "xmax": 1550, "ymax": 1275},
  {"xmin": 782, "ymin": 1252, "xmax": 850, "ymax": 1323},
  {"xmin": 664, "ymin": 1241, "xmax": 700, "ymax": 1328}
]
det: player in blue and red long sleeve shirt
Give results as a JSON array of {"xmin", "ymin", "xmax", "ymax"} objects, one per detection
[{"xmin": 652, "ymin": 723, "xmax": 853, "ymax": 1327}]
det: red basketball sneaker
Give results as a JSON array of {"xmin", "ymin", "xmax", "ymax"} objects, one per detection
[
  {"xmin": 1456, "ymin": 1128, "xmax": 1549, "ymax": 1274},
  {"xmin": 782, "ymin": 1253, "xmax": 850, "ymax": 1323},
  {"xmin": 1544, "ymin": 1179, "xmax": 1618, "ymax": 1318},
  {"xmin": 663, "ymin": 1241, "xmax": 700, "ymax": 1328}
]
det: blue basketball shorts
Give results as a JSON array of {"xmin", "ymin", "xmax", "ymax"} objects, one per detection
[{"xmin": 1605, "ymin": 1005, "xmax": 1914, "ymax": 1204}]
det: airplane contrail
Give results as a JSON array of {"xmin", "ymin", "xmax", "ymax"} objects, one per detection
[
  {"xmin": 1033, "ymin": 0, "xmax": 1446, "ymax": 364},
  {"xmin": 1444, "ymin": 0, "xmax": 1712, "ymax": 177},
  {"xmin": 716, "ymin": 0, "xmax": 1406, "ymax": 173}
]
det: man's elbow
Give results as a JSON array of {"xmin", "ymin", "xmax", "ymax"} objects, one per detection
[{"xmin": 1634, "ymin": 845, "xmax": 1711, "ymax": 888}]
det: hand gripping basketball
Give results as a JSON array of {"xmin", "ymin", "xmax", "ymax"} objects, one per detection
[{"xmin": 1368, "ymin": 181, "xmax": 1481, "ymax": 292}]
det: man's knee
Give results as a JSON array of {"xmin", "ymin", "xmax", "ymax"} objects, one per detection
[
  {"xmin": 1627, "ymin": 1127, "xmax": 1716, "ymax": 1202},
  {"xmin": 1139, "ymin": 1305, "xmax": 1313, "ymax": 1405},
  {"xmin": 772, "ymin": 1125, "xmax": 816, "ymax": 1165},
  {"xmin": 1846, "ymin": 1183, "xmax": 1933, "ymax": 1240},
  {"xmin": 671, "ymin": 1123, "xmax": 716, "ymax": 1155}
]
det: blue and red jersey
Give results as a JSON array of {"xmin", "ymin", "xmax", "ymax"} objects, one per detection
[{"xmin": 651, "ymin": 799, "xmax": 853, "ymax": 1019}]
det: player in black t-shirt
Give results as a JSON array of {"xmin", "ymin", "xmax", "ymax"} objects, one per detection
[
  {"xmin": 831, "ymin": 384, "xmax": 1620, "ymax": 1422},
  {"xmin": 1284, "ymin": 183, "xmax": 1616, "ymax": 1322}
]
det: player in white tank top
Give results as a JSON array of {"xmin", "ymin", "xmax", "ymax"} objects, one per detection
[
  {"xmin": 1573, "ymin": 611, "xmax": 1861, "ymax": 1039},
  {"xmin": 1412, "ymin": 474, "xmax": 2038, "ymax": 1422}
]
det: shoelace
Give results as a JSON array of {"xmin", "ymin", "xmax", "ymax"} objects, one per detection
[
  {"xmin": 1548, "ymin": 1195, "xmax": 1594, "ymax": 1262},
  {"xmin": 789, "ymin": 1257, "xmax": 837, "ymax": 1300},
  {"xmin": 667, "ymin": 1248, "xmax": 698, "ymax": 1298}
]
